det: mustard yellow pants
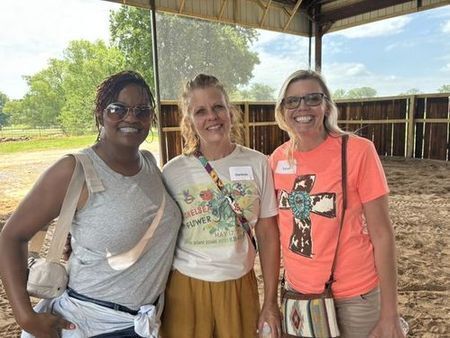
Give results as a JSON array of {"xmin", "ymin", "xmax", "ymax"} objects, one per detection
[{"xmin": 160, "ymin": 269, "xmax": 260, "ymax": 338}]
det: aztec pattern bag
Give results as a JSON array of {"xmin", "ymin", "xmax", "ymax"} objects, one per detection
[{"xmin": 281, "ymin": 284, "xmax": 339, "ymax": 338}]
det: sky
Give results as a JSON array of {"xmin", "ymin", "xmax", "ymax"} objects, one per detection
[{"xmin": 1, "ymin": 0, "xmax": 449, "ymax": 100}]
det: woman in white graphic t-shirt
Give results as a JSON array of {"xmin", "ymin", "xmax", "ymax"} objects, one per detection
[{"xmin": 160, "ymin": 74, "xmax": 281, "ymax": 338}]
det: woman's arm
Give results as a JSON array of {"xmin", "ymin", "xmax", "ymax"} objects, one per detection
[
  {"xmin": 0, "ymin": 156, "xmax": 77, "ymax": 337},
  {"xmin": 364, "ymin": 195, "xmax": 405, "ymax": 338},
  {"xmin": 255, "ymin": 216, "xmax": 281, "ymax": 338}
]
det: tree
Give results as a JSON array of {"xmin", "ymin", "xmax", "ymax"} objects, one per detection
[
  {"xmin": 247, "ymin": 83, "xmax": 275, "ymax": 101},
  {"xmin": 110, "ymin": 7, "xmax": 260, "ymax": 99},
  {"xmin": 3, "ymin": 100, "xmax": 24, "ymax": 125},
  {"xmin": 332, "ymin": 89, "xmax": 347, "ymax": 99},
  {"xmin": 58, "ymin": 40, "xmax": 126, "ymax": 134},
  {"xmin": 230, "ymin": 83, "xmax": 275, "ymax": 101},
  {"xmin": 0, "ymin": 91, "xmax": 9, "ymax": 127},
  {"xmin": 400, "ymin": 88, "xmax": 422, "ymax": 95},
  {"xmin": 345, "ymin": 87, "xmax": 377, "ymax": 98},
  {"xmin": 15, "ymin": 40, "xmax": 125, "ymax": 133},
  {"xmin": 19, "ymin": 59, "xmax": 66, "ymax": 127},
  {"xmin": 331, "ymin": 87, "xmax": 377, "ymax": 99},
  {"xmin": 0, "ymin": 91, "xmax": 8, "ymax": 111},
  {"xmin": 437, "ymin": 84, "xmax": 450, "ymax": 93}
]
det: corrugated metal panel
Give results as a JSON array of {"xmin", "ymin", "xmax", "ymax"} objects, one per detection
[
  {"xmin": 104, "ymin": 0, "xmax": 311, "ymax": 35},
  {"xmin": 328, "ymin": 0, "xmax": 450, "ymax": 32},
  {"xmin": 103, "ymin": 0, "xmax": 450, "ymax": 36}
]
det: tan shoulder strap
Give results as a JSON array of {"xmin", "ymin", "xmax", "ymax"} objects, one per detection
[
  {"xmin": 75, "ymin": 153, "xmax": 104, "ymax": 193},
  {"xmin": 28, "ymin": 153, "xmax": 104, "ymax": 259}
]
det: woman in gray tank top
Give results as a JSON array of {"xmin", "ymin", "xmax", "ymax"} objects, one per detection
[{"xmin": 0, "ymin": 71, "xmax": 182, "ymax": 338}]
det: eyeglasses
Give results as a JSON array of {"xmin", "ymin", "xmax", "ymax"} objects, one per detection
[
  {"xmin": 282, "ymin": 93, "xmax": 327, "ymax": 109},
  {"xmin": 104, "ymin": 103, "xmax": 154, "ymax": 122}
]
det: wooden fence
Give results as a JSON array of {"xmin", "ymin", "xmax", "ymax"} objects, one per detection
[{"xmin": 159, "ymin": 93, "xmax": 450, "ymax": 164}]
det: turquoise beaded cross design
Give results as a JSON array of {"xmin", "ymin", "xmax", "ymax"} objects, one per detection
[{"xmin": 279, "ymin": 174, "xmax": 336, "ymax": 258}]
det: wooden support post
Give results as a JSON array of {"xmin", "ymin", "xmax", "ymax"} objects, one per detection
[
  {"xmin": 406, "ymin": 95, "xmax": 416, "ymax": 158},
  {"xmin": 244, "ymin": 102, "xmax": 250, "ymax": 148}
]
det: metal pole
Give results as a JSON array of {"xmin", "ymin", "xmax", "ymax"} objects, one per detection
[
  {"xmin": 149, "ymin": 0, "xmax": 166, "ymax": 165},
  {"xmin": 308, "ymin": 20, "xmax": 312, "ymax": 70},
  {"xmin": 314, "ymin": 21, "xmax": 322, "ymax": 72},
  {"xmin": 313, "ymin": 6, "xmax": 322, "ymax": 72}
]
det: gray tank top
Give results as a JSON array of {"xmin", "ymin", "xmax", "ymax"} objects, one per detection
[{"xmin": 68, "ymin": 147, "xmax": 181, "ymax": 309}]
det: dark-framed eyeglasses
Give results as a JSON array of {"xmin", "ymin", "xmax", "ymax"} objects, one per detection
[
  {"xmin": 104, "ymin": 103, "xmax": 154, "ymax": 122},
  {"xmin": 282, "ymin": 93, "xmax": 327, "ymax": 109}
]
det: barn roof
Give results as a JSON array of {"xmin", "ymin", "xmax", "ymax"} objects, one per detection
[{"xmin": 103, "ymin": 0, "xmax": 450, "ymax": 36}]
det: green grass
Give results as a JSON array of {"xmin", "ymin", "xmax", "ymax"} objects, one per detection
[
  {"xmin": 0, "ymin": 134, "xmax": 97, "ymax": 153},
  {"xmin": 0, "ymin": 134, "xmax": 161, "ymax": 154}
]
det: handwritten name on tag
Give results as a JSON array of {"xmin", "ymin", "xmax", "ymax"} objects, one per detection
[
  {"xmin": 229, "ymin": 166, "xmax": 254, "ymax": 181},
  {"xmin": 275, "ymin": 160, "xmax": 297, "ymax": 174}
]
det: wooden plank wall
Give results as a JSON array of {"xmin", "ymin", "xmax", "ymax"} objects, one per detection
[
  {"xmin": 159, "ymin": 93, "xmax": 450, "ymax": 164},
  {"xmin": 416, "ymin": 96, "xmax": 449, "ymax": 160}
]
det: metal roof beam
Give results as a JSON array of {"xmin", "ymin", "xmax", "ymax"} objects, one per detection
[
  {"xmin": 319, "ymin": 0, "xmax": 411, "ymax": 24},
  {"xmin": 179, "ymin": 0, "xmax": 186, "ymax": 13},
  {"xmin": 283, "ymin": 0, "xmax": 304, "ymax": 31},
  {"xmin": 102, "ymin": 0, "xmax": 450, "ymax": 37},
  {"xmin": 218, "ymin": 0, "xmax": 228, "ymax": 19},
  {"xmin": 259, "ymin": 0, "xmax": 273, "ymax": 27}
]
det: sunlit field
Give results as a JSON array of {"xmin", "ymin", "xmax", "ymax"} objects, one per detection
[{"xmin": 0, "ymin": 130, "xmax": 160, "ymax": 154}]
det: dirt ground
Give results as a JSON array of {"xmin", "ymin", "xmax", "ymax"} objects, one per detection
[{"xmin": 0, "ymin": 149, "xmax": 449, "ymax": 337}]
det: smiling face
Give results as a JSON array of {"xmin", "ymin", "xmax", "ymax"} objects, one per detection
[
  {"xmin": 283, "ymin": 79, "xmax": 328, "ymax": 140},
  {"xmin": 98, "ymin": 83, "xmax": 151, "ymax": 149},
  {"xmin": 188, "ymin": 86, "xmax": 232, "ymax": 151}
]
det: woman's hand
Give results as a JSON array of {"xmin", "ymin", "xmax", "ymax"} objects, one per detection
[
  {"xmin": 364, "ymin": 196, "xmax": 406, "ymax": 338},
  {"xmin": 0, "ymin": 156, "xmax": 77, "ymax": 337},
  {"xmin": 62, "ymin": 233, "xmax": 72, "ymax": 261},
  {"xmin": 258, "ymin": 301, "xmax": 281, "ymax": 338},
  {"xmin": 368, "ymin": 316, "xmax": 406, "ymax": 338},
  {"xmin": 21, "ymin": 312, "xmax": 75, "ymax": 338},
  {"xmin": 255, "ymin": 216, "xmax": 281, "ymax": 337}
]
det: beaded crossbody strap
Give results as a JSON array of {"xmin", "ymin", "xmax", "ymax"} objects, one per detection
[{"xmin": 194, "ymin": 150, "xmax": 257, "ymax": 250}]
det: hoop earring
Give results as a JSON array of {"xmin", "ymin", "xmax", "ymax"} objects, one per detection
[{"xmin": 96, "ymin": 126, "xmax": 105, "ymax": 142}]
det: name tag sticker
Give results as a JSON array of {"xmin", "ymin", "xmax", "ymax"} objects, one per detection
[
  {"xmin": 275, "ymin": 160, "xmax": 297, "ymax": 174},
  {"xmin": 229, "ymin": 166, "xmax": 254, "ymax": 181}
]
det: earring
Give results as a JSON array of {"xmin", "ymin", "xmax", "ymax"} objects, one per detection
[
  {"xmin": 96, "ymin": 126, "xmax": 105, "ymax": 142},
  {"xmin": 100, "ymin": 126, "xmax": 105, "ymax": 139}
]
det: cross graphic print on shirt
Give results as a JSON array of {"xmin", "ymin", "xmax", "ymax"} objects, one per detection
[{"xmin": 279, "ymin": 174, "xmax": 336, "ymax": 257}]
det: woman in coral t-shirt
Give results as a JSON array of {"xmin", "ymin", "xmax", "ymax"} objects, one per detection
[{"xmin": 269, "ymin": 70, "xmax": 405, "ymax": 338}]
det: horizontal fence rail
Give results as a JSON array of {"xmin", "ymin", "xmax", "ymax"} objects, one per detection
[
  {"xmin": 0, "ymin": 127, "xmax": 64, "ymax": 140},
  {"xmin": 156, "ymin": 93, "xmax": 449, "ymax": 164}
]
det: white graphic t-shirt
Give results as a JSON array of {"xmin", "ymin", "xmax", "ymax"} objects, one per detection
[{"xmin": 162, "ymin": 145, "xmax": 278, "ymax": 282}]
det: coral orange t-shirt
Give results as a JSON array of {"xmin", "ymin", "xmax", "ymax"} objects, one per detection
[{"xmin": 269, "ymin": 135, "xmax": 389, "ymax": 298}]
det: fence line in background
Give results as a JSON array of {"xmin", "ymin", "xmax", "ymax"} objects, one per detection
[
  {"xmin": 0, "ymin": 127, "xmax": 64, "ymax": 139},
  {"xmin": 159, "ymin": 93, "xmax": 450, "ymax": 163},
  {"xmin": 2, "ymin": 94, "xmax": 448, "ymax": 163}
]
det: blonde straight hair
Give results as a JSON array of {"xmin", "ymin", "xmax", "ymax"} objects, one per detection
[{"xmin": 275, "ymin": 69, "xmax": 346, "ymax": 159}]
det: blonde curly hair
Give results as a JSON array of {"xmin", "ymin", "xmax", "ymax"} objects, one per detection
[{"xmin": 179, "ymin": 74, "xmax": 243, "ymax": 155}]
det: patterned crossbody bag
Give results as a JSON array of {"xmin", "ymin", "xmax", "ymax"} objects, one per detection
[
  {"xmin": 194, "ymin": 150, "xmax": 257, "ymax": 250},
  {"xmin": 280, "ymin": 135, "xmax": 348, "ymax": 338}
]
